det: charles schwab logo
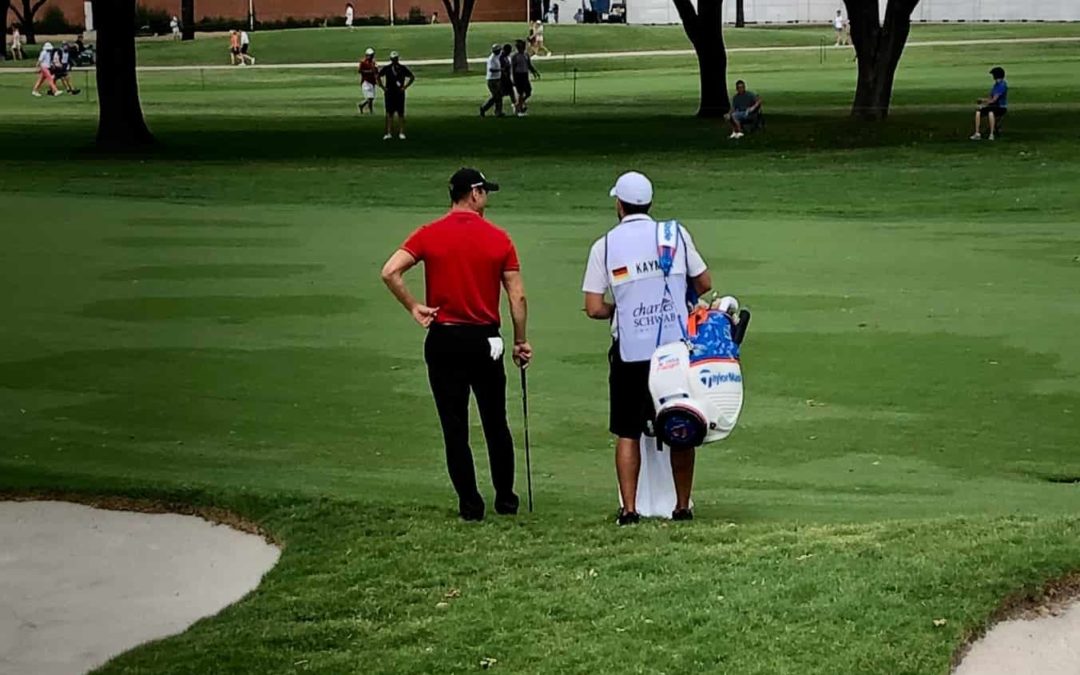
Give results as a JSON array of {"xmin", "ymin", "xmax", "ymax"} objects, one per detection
[
  {"xmin": 699, "ymin": 368, "xmax": 742, "ymax": 388},
  {"xmin": 632, "ymin": 299, "xmax": 678, "ymax": 328}
]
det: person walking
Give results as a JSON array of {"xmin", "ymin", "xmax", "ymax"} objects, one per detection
[
  {"xmin": 358, "ymin": 47, "xmax": 378, "ymax": 114},
  {"xmin": 228, "ymin": 30, "xmax": 241, "ymax": 65},
  {"xmin": 10, "ymin": 26, "xmax": 24, "ymax": 60},
  {"xmin": 31, "ymin": 42, "xmax": 61, "ymax": 97},
  {"xmin": 239, "ymin": 30, "xmax": 256, "ymax": 65},
  {"xmin": 833, "ymin": 10, "xmax": 848, "ymax": 47},
  {"xmin": 170, "ymin": 16, "xmax": 181, "ymax": 40},
  {"xmin": 380, "ymin": 168, "xmax": 533, "ymax": 521},
  {"xmin": 511, "ymin": 39, "xmax": 540, "ymax": 116},
  {"xmin": 345, "ymin": 3, "xmax": 355, "ymax": 28},
  {"xmin": 479, "ymin": 44, "xmax": 504, "ymax": 117},
  {"xmin": 581, "ymin": 172, "xmax": 712, "ymax": 525},
  {"xmin": 378, "ymin": 51, "xmax": 414, "ymax": 139},
  {"xmin": 499, "ymin": 44, "xmax": 516, "ymax": 115}
]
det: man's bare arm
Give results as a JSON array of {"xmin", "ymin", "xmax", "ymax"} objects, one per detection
[
  {"xmin": 503, "ymin": 270, "xmax": 532, "ymax": 366},
  {"xmin": 692, "ymin": 271, "xmax": 713, "ymax": 297},
  {"xmin": 502, "ymin": 270, "xmax": 528, "ymax": 343},
  {"xmin": 584, "ymin": 292, "xmax": 614, "ymax": 320},
  {"xmin": 381, "ymin": 249, "xmax": 438, "ymax": 327}
]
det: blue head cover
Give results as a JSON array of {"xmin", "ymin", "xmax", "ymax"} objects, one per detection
[{"xmin": 689, "ymin": 311, "xmax": 740, "ymax": 364}]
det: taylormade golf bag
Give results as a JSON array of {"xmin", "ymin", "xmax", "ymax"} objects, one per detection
[{"xmin": 648, "ymin": 299, "xmax": 748, "ymax": 448}]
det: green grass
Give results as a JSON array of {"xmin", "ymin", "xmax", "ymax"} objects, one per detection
[
  {"xmin": 2, "ymin": 27, "xmax": 1080, "ymax": 674},
  {"xmin": 3, "ymin": 21, "xmax": 1080, "ymax": 67}
]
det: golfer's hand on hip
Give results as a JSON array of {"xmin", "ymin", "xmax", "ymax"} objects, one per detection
[
  {"xmin": 513, "ymin": 341, "xmax": 533, "ymax": 368},
  {"xmin": 411, "ymin": 304, "xmax": 439, "ymax": 328}
]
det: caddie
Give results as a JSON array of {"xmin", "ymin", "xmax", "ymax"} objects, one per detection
[{"xmin": 581, "ymin": 171, "xmax": 712, "ymax": 525}]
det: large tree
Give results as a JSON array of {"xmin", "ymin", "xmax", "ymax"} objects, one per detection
[
  {"xmin": 0, "ymin": 0, "xmax": 9, "ymax": 61},
  {"xmin": 92, "ymin": 0, "xmax": 154, "ymax": 147},
  {"xmin": 11, "ymin": 0, "xmax": 46, "ymax": 44},
  {"xmin": 181, "ymin": 0, "xmax": 195, "ymax": 40},
  {"xmin": 672, "ymin": 0, "xmax": 730, "ymax": 117},
  {"xmin": 844, "ymin": 0, "xmax": 920, "ymax": 120},
  {"xmin": 440, "ymin": 0, "xmax": 477, "ymax": 73},
  {"xmin": 734, "ymin": 0, "xmax": 745, "ymax": 28}
]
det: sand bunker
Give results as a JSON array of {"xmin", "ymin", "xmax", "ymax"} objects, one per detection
[
  {"xmin": 955, "ymin": 601, "xmax": 1080, "ymax": 675},
  {"xmin": 0, "ymin": 500, "xmax": 280, "ymax": 675}
]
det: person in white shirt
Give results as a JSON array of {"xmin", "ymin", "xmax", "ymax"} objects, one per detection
[
  {"xmin": 10, "ymin": 26, "xmax": 25, "ymax": 60},
  {"xmin": 170, "ymin": 16, "xmax": 181, "ymax": 40},
  {"xmin": 833, "ymin": 10, "xmax": 848, "ymax": 47},
  {"xmin": 239, "ymin": 30, "xmax": 256, "ymax": 65},
  {"xmin": 31, "ymin": 42, "xmax": 61, "ymax": 97},
  {"xmin": 581, "ymin": 172, "xmax": 712, "ymax": 525},
  {"xmin": 479, "ymin": 44, "xmax": 505, "ymax": 117},
  {"xmin": 345, "ymin": 3, "xmax": 355, "ymax": 28}
]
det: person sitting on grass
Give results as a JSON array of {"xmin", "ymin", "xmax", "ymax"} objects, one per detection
[
  {"xmin": 971, "ymin": 66, "xmax": 1008, "ymax": 141},
  {"xmin": 726, "ymin": 80, "xmax": 762, "ymax": 139}
]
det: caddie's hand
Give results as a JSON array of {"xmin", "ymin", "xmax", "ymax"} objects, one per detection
[
  {"xmin": 512, "ymin": 341, "xmax": 533, "ymax": 368},
  {"xmin": 411, "ymin": 304, "xmax": 439, "ymax": 328}
]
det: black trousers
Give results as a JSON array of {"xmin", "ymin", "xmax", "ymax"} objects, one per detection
[
  {"xmin": 424, "ymin": 324, "xmax": 516, "ymax": 510},
  {"xmin": 481, "ymin": 80, "xmax": 504, "ymax": 115}
]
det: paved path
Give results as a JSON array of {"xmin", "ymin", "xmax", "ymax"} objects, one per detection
[{"xmin": 1, "ymin": 35, "xmax": 1077, "ymax": 74}]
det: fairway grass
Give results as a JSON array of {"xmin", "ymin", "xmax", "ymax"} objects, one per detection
[{"xmin": 1, "ymin": 27, "xmax": 1079, "ymax": 674}]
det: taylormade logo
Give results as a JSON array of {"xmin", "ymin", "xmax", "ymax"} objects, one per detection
[{"xmin": 699, "ymin": 369, "xmax": 742, "ymax": 388}]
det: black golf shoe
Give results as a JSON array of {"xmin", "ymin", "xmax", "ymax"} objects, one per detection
[
  {"xmin": 459, "ymin": 497, "xmax": 485, "ymax": 522},
  {"xmin": 616, "ymin": 510, "xmax": 641, "ymax": 526},
  {"xmin": 672, "ymin": 508, "xmax": 694, "ymax": 521},
  {"xmin": 495, "ymin": 493, "xmax": 519, "ymax": 515}
]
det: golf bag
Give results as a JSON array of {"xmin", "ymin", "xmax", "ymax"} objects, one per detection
[{"xmin": 649, "ymin": 300, "xmax": 747, "ymax": 449}]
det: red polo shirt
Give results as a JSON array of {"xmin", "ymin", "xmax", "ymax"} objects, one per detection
[{"xmin": 401, "ymin": 210, "xmax": 520, "ymax": 326}]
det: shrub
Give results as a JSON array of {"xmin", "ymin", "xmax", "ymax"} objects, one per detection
[
  {"xmin": 135, "ymin": 4, "xmax": 172, "ymax": 35},
  {"xmin": 35, "ymin": 6, "xmax": 79, "ymax": 35},
  {"xmin": 407, "ymin": 6, "xmax": 427, "ymax": 24}
]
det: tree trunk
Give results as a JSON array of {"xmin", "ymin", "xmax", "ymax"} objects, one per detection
[
  {"xmin": 673, "ymin": 0, "xmax": 730, "ymax": 117},
  {"xmin": 735, "ymin": 0, "xmax": 744, "ymax": 28},
  {"xmin": 92, "ymin": 0, "xmax": 154, "ymax": 147},
  {"xmin": 442, "ymin": 0, "xmax": 475, "ymax": 74},
  {"xmin": 18, "ymin": 0, "xmax": 38, "ymax": 44},
  {"xmin": 181, "ymin": 0, "xmax": 195, "ymax": 40},
  {"xmin": 845, "ymin": 0, "xmax": 918, "ymax": 120},
  {"xmin": 0, "ymin": 0, "xmax": 9, "ymax": 61},
  {"xmin": 451, "ymin": 27, "xmax": 468, "ymax": 72}
]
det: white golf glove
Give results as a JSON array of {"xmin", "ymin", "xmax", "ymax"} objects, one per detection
[{"xmin": 487, "ymin": 337, "xmax": 505, "ymax": 361}]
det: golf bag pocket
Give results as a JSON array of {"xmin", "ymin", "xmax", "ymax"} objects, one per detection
[{"xmin": 648, "ymin": 310, "xmax": 745, "ymax": 447}]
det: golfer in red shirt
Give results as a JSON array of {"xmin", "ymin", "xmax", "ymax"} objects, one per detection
[{"xmin": 381, "ymin": 168, "xmax": 532, "ymax": 521}]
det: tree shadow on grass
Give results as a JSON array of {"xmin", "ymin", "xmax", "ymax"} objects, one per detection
[{"xmin": 1, "ymin": 109, "xmax": 1074, "ymax": 163}]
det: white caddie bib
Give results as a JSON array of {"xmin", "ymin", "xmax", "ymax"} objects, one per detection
[{"xmin": 606, "ymin": 218, "xmax": 690, "ymax": 362}]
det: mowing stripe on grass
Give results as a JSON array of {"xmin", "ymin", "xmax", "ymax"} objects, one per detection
[{"xmin": 0, "ymin": 36, "xmax": 1077, "ymax": 74}]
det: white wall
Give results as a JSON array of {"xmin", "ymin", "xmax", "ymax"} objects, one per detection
[{"xmin": 626, "ymin": 0, "xmax": 1080, "ymax": 25}]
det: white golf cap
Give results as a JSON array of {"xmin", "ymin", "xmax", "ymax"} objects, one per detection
[
  {"xmin": 365, "ymin": 47, "xmax": 375, "ymax": 55},
  {"xmin": 609, "ymin": 171, "xmax": 653, "ymax": 206},
  {"xmin": 390, "ymin": 50, "xmax": 400, "ymax": 59}
]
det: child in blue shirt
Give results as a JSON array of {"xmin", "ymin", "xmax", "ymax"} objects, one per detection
[{"xmin": 971, "ymin": 66, "xmax": 1008, "ymax": 141}]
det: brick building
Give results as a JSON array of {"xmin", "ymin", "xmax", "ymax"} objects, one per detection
[{"xmin": 11, "ymin": 0, "xmax": 524, "ymax": 31}]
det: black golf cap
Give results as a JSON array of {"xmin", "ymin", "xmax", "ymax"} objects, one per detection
[{"xmin": 449, "ymin": 168, "xmax": 500, "ymax": 194}]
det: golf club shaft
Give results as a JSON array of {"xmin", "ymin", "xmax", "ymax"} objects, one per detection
[{"xmin": 521, "ymin": 367, "xmax": 533, "ymax": 513}]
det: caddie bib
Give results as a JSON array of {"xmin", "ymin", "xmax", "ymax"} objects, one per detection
[{"xmin": 606, "ymin": 217, "xmax": 690, "ymax": 363}]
